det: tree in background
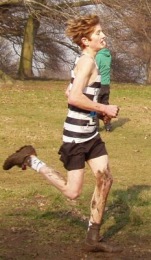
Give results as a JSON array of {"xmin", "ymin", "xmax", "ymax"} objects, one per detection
[
  {"xmin": 0, "ymin": 38, "xmax": 17, "ymax": 75},
  {"xmin": 0, "ymin": 0, "xmax": 151, "ymax": 84},
  {"xmin": 94, "ymin": 0, "xmax": 151, "ymax": 83}
]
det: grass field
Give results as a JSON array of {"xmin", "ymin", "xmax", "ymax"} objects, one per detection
[{"xmin": 0, "ymin": 80, "xmax": 151, "ymax": 259}]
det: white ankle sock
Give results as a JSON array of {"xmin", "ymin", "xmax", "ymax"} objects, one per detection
[
  {"xmin": 88, "ymin": 221, "xmax": 93, "ymax": 227},
  {"xmin": 30, "ymin": 156, "xmax": 46, "ymax": 172}
]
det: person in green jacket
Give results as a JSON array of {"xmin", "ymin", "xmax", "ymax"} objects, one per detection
[{"xmin": 96, "ymin": 47, "xmax": 112, "ymax": 131}]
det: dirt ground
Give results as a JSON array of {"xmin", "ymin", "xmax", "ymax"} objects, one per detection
[
  {"xmin": 0, "ymin": 228, "xmax": 151, "ymax": 260},
  {"xmin": 0, "ymin": 83, "xmax": 151, "ymax": 259}
]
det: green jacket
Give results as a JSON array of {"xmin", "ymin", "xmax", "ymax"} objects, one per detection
[{"xmin": 95, "ymin": 48, "xmax": 112, "ymax": 86}]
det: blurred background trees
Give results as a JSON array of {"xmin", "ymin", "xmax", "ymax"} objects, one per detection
[{"xmin": 0, "ymin": 0, "xmax": 151, "ymax": 84}]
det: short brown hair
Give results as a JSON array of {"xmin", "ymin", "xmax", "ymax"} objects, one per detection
[{"xmin": 66, "ymin": 14, "xmax": 100, "ymax": 49}]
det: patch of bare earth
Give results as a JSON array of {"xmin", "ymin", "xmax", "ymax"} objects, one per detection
[{"xmin": 0, "ymin": 227, "xmax": 151, "ymax": 260}]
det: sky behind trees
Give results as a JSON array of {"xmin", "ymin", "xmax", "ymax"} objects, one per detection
[{"xmin": 0, "ymin": 0, "xmax": 151, "ymax": 84}]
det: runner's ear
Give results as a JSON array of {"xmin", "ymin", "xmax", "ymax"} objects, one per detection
[{"xmin": 81, "ymin": 37, "xmax": 89, "ymax": 47}]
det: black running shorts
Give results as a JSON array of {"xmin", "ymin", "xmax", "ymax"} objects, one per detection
[{"xmin": 58, "ymin": 134, "xmax": 108, "ymax": 171}]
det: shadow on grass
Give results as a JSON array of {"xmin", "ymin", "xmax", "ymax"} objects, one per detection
[
  {"xmin": 12, "ymin": 184, "xmax": 150, "ymax": 240},
  {"xmin": 100, "ymin": 117, "xmax": 130, "ymax": 132},
  {"xmin": 112, "ymin": 117, "xmax": 131, "ymax": 130},
  {"xmin": 103, "ymin": 184, "xmax": 151, "ymax": 238},
  {"xmin": 34, "ymin": 185, "xmax": 151, "ymax": 240}
]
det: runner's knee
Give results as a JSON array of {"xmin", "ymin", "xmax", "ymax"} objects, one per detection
[
  {"xmin": 96, "ymin": 168, "xmax": 113, "ymax": 185},
  {"xmin": 67, "ymin": 189, "xmax": 81, "ymax": 200}
]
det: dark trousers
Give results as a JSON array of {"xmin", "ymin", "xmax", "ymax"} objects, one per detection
[{"xmin": 97, "ymin": 85, "xmax": 110, "ymax": 121}]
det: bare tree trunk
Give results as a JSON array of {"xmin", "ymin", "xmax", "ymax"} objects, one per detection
[
  {"xmin": 18, "ymin": 15, "xmax": 40, "ymax": 79},
  {"xmin": 146, "ymin": 57, "xmax": 151, "ymax": 84},
  {"xmin": 143, "ymin": 42, "xmax": 151, "ymax": 84}
]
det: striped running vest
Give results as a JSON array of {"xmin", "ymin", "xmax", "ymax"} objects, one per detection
[{"xmin": 63, "ymin": 56, "xmax": 101, "ymax": 143}]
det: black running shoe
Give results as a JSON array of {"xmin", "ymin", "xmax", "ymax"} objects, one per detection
[
  {"xmin": 105, "ymin": 123, "xmax": 112, "ymax": 132},
  {"xmin": 3, "ymin": 145, "xmax": 37, "ymax": 170}
]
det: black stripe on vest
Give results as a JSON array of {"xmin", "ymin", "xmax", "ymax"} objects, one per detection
[{"xmin": 63, "ymin": 129, "xmax": 97, "ymax": 139}]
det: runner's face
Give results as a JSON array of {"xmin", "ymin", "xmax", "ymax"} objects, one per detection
[{"xmin": 89, "ymin": 24, "xmax": 106, "ymax": 51}]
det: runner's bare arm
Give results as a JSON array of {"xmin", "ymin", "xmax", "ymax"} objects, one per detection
[{"xmin": 68, "ymin": 56, "xmax": 119, "ymax": 118}]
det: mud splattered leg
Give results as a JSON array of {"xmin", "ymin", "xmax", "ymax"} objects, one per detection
[
  {"xmin": 90, "ymin": 166, "xmax": 113, "ymax": 224},
  {"xmin": 85, "ymin": 156, "xmax": 122, "ymax": 252}
]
